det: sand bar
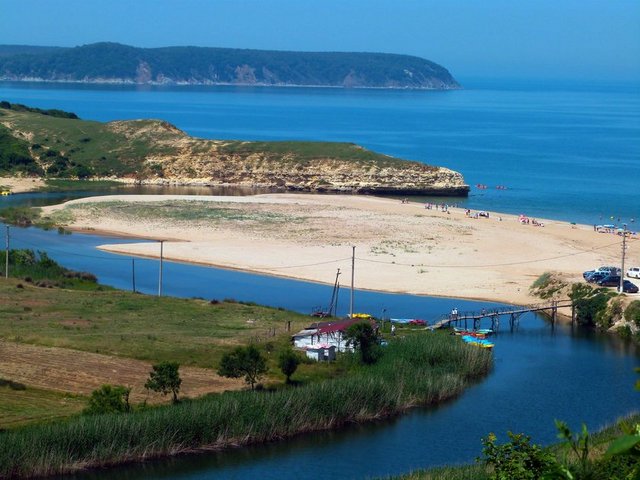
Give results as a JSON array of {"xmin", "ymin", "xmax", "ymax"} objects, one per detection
[{"xmin": 43, "ymin": 193, "xmax": 639, "ymax": 306}]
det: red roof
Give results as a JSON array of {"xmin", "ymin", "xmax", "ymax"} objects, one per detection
[{"xmin": 311, "ymin": 317, "xmax": 375, "ymax": 335}]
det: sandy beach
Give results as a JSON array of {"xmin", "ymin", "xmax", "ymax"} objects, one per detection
[
  {"xmin": 43, "ymin": 193, "xmax": 639, "ymax": 306},
  {"xmin": 0, "ymin": 176, "xmax": 45, "ymax": 193}
]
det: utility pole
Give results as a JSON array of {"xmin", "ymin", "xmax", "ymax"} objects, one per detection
[
  {"xmin": 158, "ymin": 240, "xmax": 164, "ymax": 297},
  {"xmin": 620, "ymin": 224, "xmax": 627, "ymax": 293},
  {"xmin": 131, "ymin": 257, "xmax": 136, "ymax": 293},
  {"xmin": 4, "ymin": 225, "xmax": 9, "ymax": 279},
  {"xmin": 350, "ymin": 246, "xmax": 355, "ymax": 318}
]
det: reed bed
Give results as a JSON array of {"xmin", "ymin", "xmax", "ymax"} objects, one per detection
[{"xmin": 0, "ymin": 335, "xmax": 492, "ymax": 478}]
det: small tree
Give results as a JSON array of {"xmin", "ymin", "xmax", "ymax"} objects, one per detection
[
  {"xmin": 278, "ymin": 348, "xmax": 300, "ymax": 384},
  {"xmin": 84, "ymin": 384, "xmax": 131, "ymax": 415},
  {"xmin": 344, "ymin": 321, "xmax": 378, "ymax": 364},
  {"xmin": 218, "ymin": 345, "xmax": 268, "ymax": 390},
  {"xmin": 144, "ymin": 361, "xmax": 181, "ymax": 403}
]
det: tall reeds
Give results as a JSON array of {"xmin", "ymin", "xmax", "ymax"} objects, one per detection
[{"xmin": 0, "ymin": 335, "xmax": 492, "ymax": 478}]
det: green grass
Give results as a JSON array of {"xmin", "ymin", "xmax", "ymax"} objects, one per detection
[
  {"xmin": 1, "ymin": 107, "xmax": 439, "ymax": 181},
  {"xmin": 0, "ymin": 249, "xmax": 100, "ymax": 290},
  {"xmin": 0, "ymin": 383, "xmax": 86, "ymax": 429},
  {"xmin": 0, "ymin": 334, "xmax": 492, "ymax": 477},
  {"xmin": 0, "ymin": 278, "xmax": 311, "ymax": 368},
  {"xmin": 53, "ymin": 200, "xmax": 306, "ymax": 226}
]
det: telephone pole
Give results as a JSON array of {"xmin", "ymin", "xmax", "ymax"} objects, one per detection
[
  {"xmin": 4, "ymin": 225, "xmax": 9, "ymax": 279},
  {"xmin": 620, "ymin": 224, "xmax": 627, "ymax": 293},
  {"xmin": 350, "ymin": 246, "xmax": 355, "ymax": 318},
  {"xmin": 158, "ymin": 240, "xmax": 164, "ymax": 297}
]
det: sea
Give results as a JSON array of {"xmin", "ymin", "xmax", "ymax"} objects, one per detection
[
  {"xmin": 0, "ymin": 77, "xmax": 638, "ymax": 226},
  {"xmin": 1, "ymin": 78, "xmax": 640, "ymax": 479}
]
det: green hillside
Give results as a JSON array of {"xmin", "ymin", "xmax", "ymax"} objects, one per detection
[{"xmin": 0, "ymin": 42, "xmax": 460, "ymax": 89}]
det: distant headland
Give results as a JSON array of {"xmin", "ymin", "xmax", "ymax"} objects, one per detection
[{"xmin": 0, "ymin": 42, "xmax": 460, "ymax": 89}]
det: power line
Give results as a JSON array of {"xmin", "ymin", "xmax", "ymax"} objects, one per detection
[{"xmin": 356, "ymin": 238, "xmax": 627, "ymax": 269}]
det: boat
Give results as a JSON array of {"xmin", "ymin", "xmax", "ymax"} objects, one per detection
[{"xmin": 0, "ymin": 190, "xmax": 11, "ymax": 196}]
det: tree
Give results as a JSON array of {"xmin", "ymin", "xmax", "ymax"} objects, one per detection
[
  {"xmin": 84, "ymin": 384, "xmax": 131, "ymax": 415},
  {"xmin": 218, "ymin": 345, "xmax": 268, "ymax": 390},
  {"xmin": 278, "ymin": 348, "xmax": 300, "ymax": 384},
  {"xmin": 344, "ymin": 321, "xmax": 378, "ymax": 364},
  {"xmin": 144, "ymin": 361, "xmax": 181, "ymax": 403}
]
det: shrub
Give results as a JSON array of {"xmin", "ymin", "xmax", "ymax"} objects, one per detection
[{"xmin": 84, "ymin": 385, "xmax": 131, "ymax": 415}]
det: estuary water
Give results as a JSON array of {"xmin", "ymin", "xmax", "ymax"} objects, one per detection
[
  {"xmin": 0, "ymin": 79, "xmax": 639, "ymax": 478},
  {"xmin": 0, "ymin": 78, "xmax": 639, "ymax": 225}
]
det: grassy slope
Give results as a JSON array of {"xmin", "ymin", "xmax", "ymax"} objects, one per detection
[
  {"xmin": 0, "ymin": 278, "xmax": 311, "ymax": 368},
  {"xmin": 0, "ymin": 385, "xmax": 86, "ymax": 429},
  {"xmin": 0, "ymin": 106, "xmax": 431, "ymax": 178}
]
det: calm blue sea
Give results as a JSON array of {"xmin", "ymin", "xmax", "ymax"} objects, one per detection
[{"xmin": 1, "ymin": 78, "xmax": 638, "ymax": 225}]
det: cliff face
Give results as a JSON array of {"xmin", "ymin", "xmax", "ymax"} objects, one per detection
[
  {"xmin": 0, "ymin": 106, "xmax": 469, "ymax": 196},
  {"xmin": 108, "ymin": 120, "xmax": 469, "ymax": 195},
  {"xmin": 0, "ymin": 43, "xmax": 461, "ymax": 90}
]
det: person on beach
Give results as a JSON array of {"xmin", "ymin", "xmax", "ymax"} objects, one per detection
[{"xmin": 391, "ymin": 324, "xmax": 396, "ymax": 336}]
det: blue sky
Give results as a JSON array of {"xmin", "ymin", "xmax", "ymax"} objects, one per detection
[{"xmin": 1, "ymin": 0, "xmax": 639, "ymax": 81}]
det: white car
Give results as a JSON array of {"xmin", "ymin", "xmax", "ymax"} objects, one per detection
[{"xmin": 628, "ymin": 267, "xmax": 640, "ymax": 279}]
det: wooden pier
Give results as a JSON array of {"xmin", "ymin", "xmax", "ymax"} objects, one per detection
[{"xmin": 433, "ymin": 300, "xmax": 574, "ymax": 331}]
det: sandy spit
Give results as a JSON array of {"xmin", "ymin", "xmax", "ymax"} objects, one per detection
[{"xmin": 43, "ymin": 193, "xmax": 639, "ymax": 307}]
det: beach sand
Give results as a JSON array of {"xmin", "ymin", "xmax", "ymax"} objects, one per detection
[
  {"xmin": 0, "ymin": 176, "xmax": 45, "ymax": 193},
  {"xmin": 43, "ymin": 193, "xmax": 639, "ymax": 306}
]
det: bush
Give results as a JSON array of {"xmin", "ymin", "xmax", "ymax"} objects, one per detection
[
  {"xmin": 625, "ymin": 301, "xmax": 640, "ymax": 327},
  {"xmin": 84, "ymin": 385, "xmax": 131, "ymax": 415},
  {"xmin": 278, "ymin": 348, "xmax": 301, "ymax": 383}
]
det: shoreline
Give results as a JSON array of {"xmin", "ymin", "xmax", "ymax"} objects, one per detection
[{"xmin": 43, "ymin": 193, "xmax": 639, "ymax": 313}]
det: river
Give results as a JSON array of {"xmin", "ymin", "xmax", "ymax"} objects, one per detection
[{"xmin": 1, "ymin": 188, "xmax": 638, "ymax": 479}]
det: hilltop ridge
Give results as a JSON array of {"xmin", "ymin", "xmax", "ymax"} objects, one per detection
[
  {"xmin": 0, "ymin": 42, "xmax": 460, "ymax": 89},
  {"xmin": 0, "ymin": 102, "xmax": 469, "ymax": 195}
]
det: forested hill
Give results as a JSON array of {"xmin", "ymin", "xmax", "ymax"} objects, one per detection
[{"xmin": 0, "ymin": 42, "xmax": 460, "ymax": 89}]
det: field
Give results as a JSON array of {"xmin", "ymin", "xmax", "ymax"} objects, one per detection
[
  {"xmin": 0, "ymin": 275, "xmax": 325, "ymax": 428},
  {"xmin": 0, "ymin": 278, "xmax": 311, "ymax": 368}
]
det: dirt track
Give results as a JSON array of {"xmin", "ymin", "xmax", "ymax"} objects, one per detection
[{"xmin": 0, "ymin": 340, "xmax": 242, "ymax": 402}]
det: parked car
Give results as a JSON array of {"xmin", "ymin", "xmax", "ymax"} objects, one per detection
[
  {"xmin": 623, "ymin": 280, "xmax": 639, "ymax": 294},
  {"xmin": 597, "ymin": 275, "xmax": 621, "ymax": 287},
  {"xmin": 627, "ymin": 267, "xmax": 640, "ymax": 279},
  {"xmin": 587, "ymin": 271, "xmax": 610, "ymax": 283},
  {"xmin": 584, "ymin": 266, "xmax": 620, "ymax": 280}
]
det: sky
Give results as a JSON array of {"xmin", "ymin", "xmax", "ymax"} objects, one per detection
[{"xmin": 1, "ymin": 0, "xmax": 639, "ymax": 81}]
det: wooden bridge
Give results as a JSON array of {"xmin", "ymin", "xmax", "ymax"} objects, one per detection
[{"xmin": 432, "ymin": 299, "xmax": 575, "ymax": 331}]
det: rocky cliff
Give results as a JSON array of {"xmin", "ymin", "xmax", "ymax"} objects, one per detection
[{"xmin": 0, "ymin": 104, "xmax": 469, "ymax": 196}]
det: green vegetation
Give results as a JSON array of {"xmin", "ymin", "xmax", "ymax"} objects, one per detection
[
  {"xmin": 0, "ymin": 42, "xmax": 459, "ymax": 89},
  {"xmin": 569, "ymin": 283, "xmax": 620, "ymax": 329},
  {"xmin": 0, "ymin": 100, "xmax": 78, "ymax": 119},
  {"xmin": 278, "ymin": 348, "xmax": 301, "ymax": 383},
  {"xmin": 0, "ymin": 334, "xmax": 491, "ymax": 477},
  {"xmin": 0, "ymin": 277, "xmax": 310, "ymax": 368},
  {"xmin": 344, "ymin": 321, "xmax": 379, "ymax": 364},
  {"xmin": 218, "ymin": 345, "xmax": 268, "ymax": 390},
  {"xmin": 0, "ymin": 101, "xmax": 459, "ymax": 196},
  {"xmin": 529, "ymin": 271, "xmax": 568, "ymax": 300},
  {"xmin": 384, "ymin": 414, "xmax": 640, "ymax": 480},
  {"xmin": 84, "ymin": 385, "xmax": 131, "ymax": 415},
  {"xmin": 0, "ymin": 249, "xmax": 99, "ymax": 289},
  {"xmin": 0, "ymin": 383, "xmax": 86, "ymax": 429},
  {"xmin": 144, "ymin": 362, "xmax": 182, "ymax": 403}
]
